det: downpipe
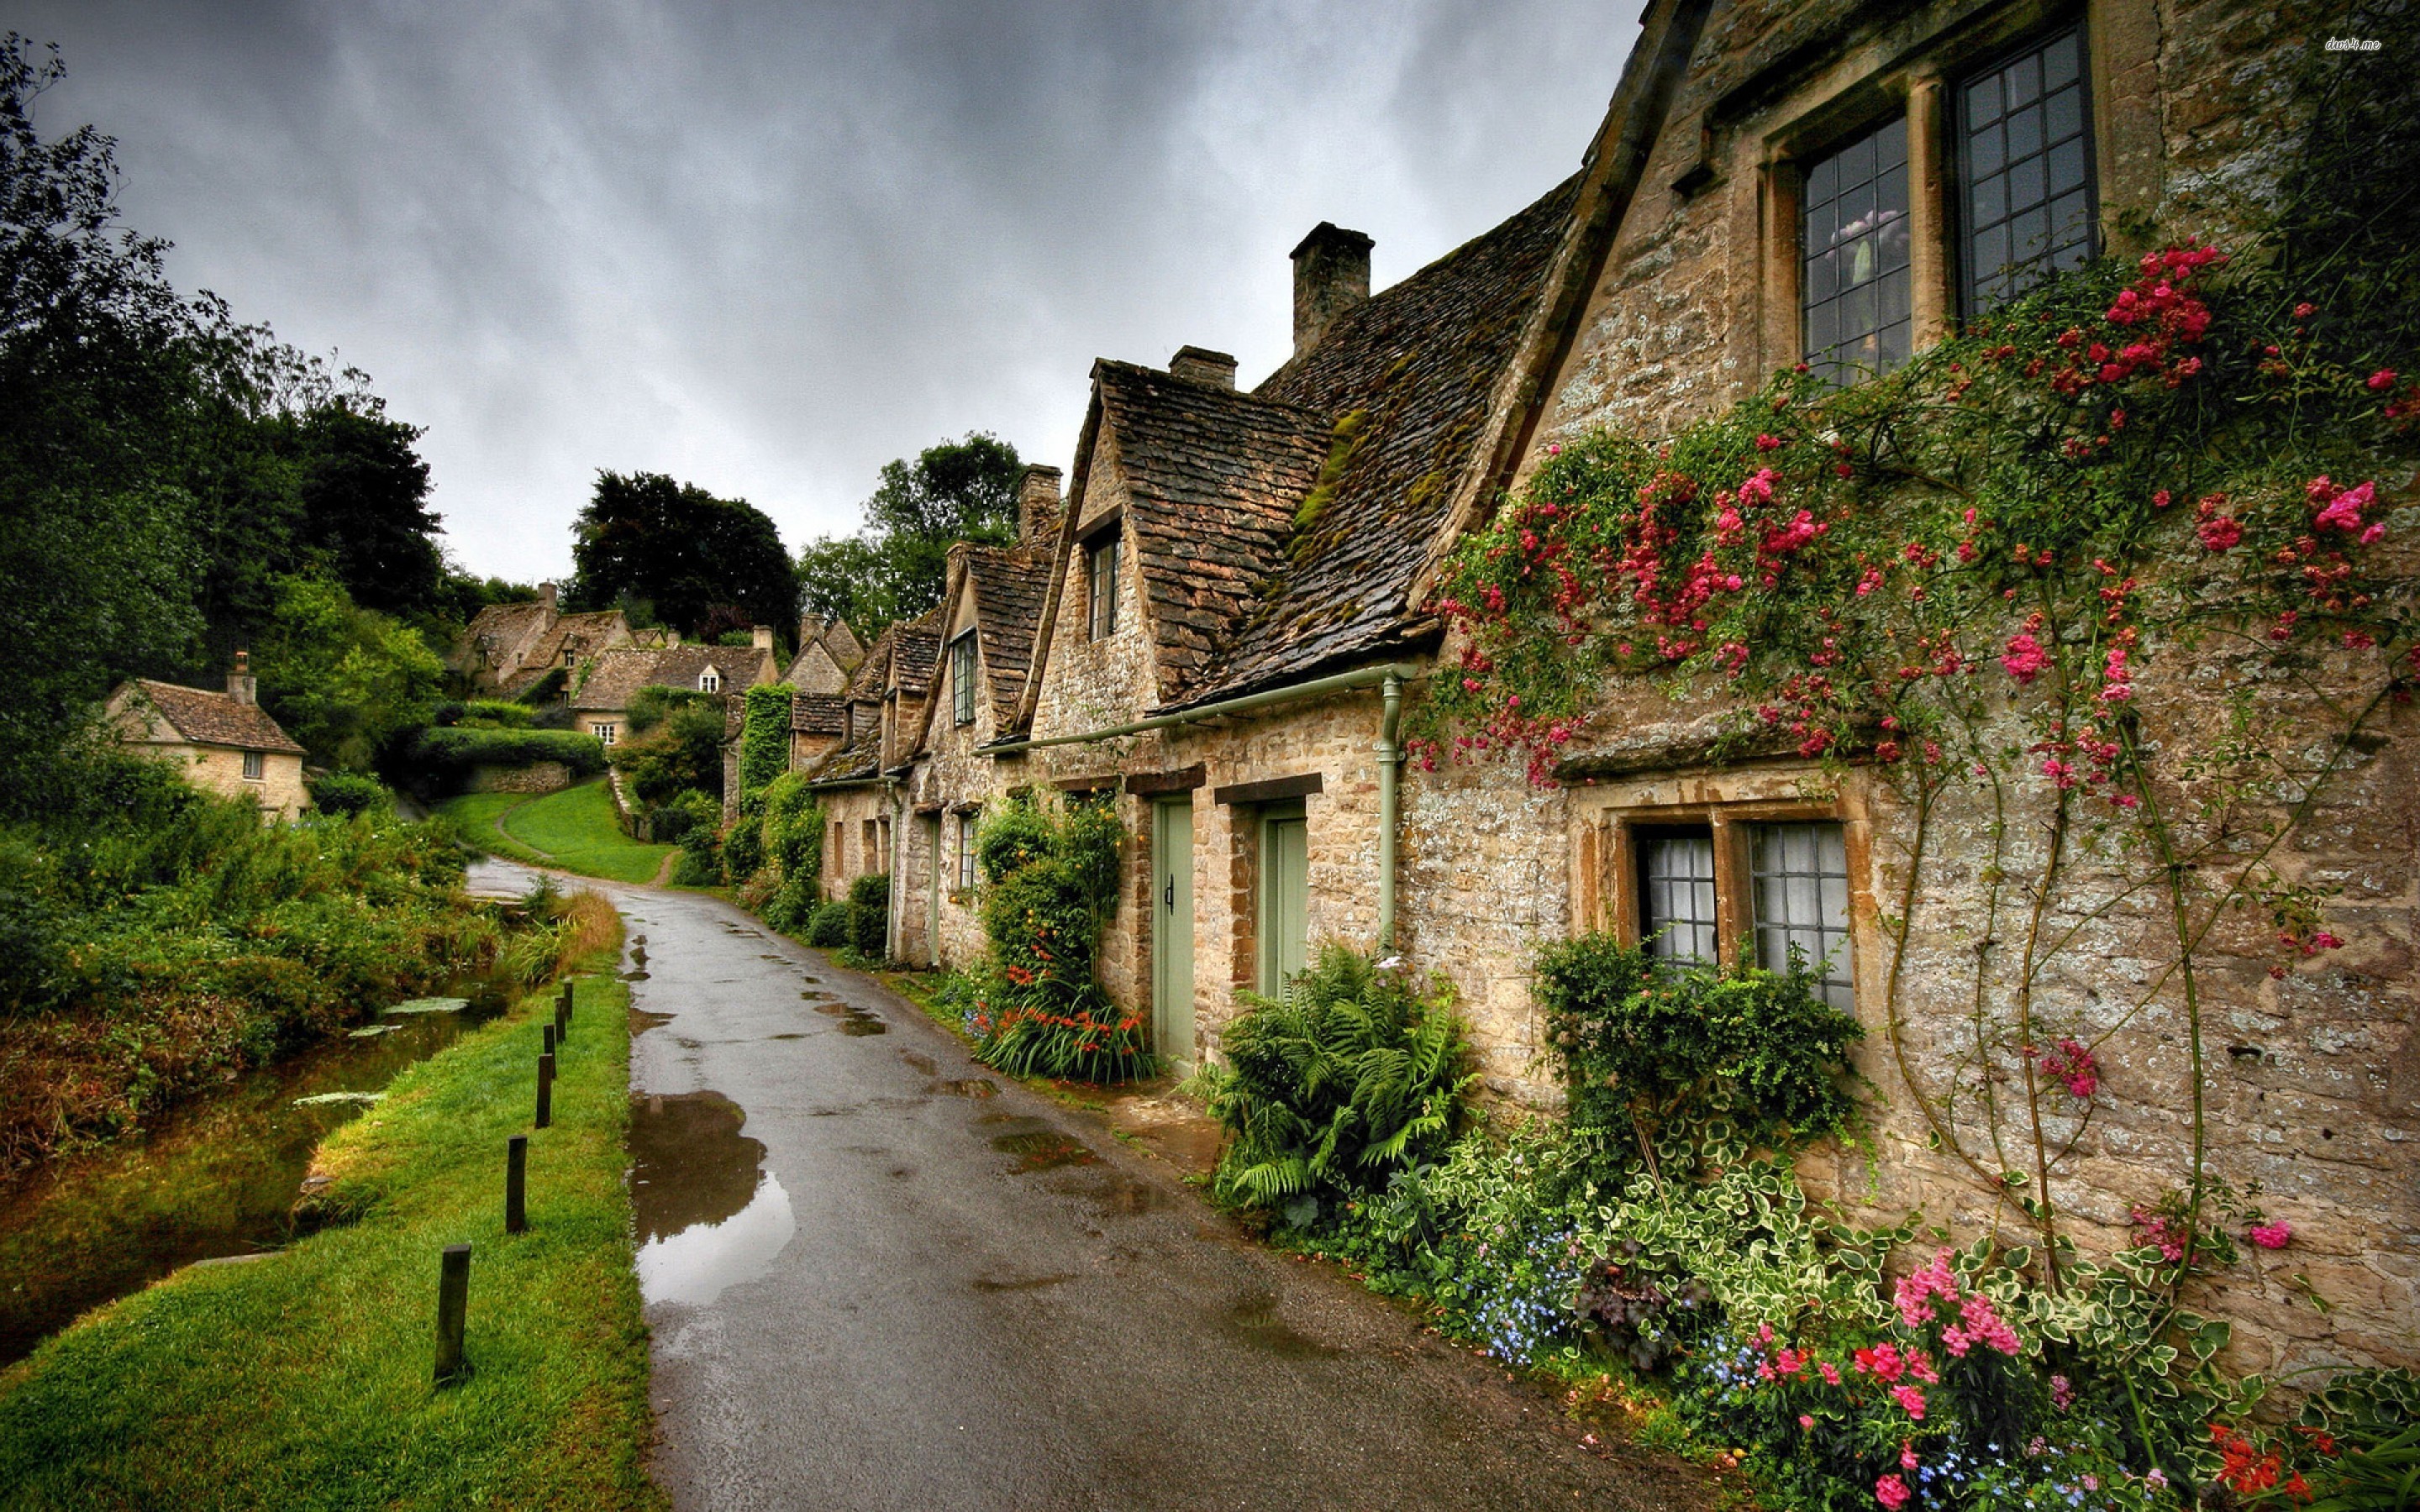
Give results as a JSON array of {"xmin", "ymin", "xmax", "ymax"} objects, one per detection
[{"xmin": 1376, "ymin": 672, "xmax": 1404, "ymax": 958}]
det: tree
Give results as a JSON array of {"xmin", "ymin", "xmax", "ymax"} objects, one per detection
[
  {"xmin": 291, "ymin": 401, "xmax": 441, "ymax": 617},
  {"xmin": 566, "ymin": 470, "xmax": 796, "ymax": 638},
  {"xmin": 795, "ymin": 433, "xmax": 1022, "ymax": 633},
  {"xmin": 253, "ymin": 575, "xmax": 444, "ymax": 772}
]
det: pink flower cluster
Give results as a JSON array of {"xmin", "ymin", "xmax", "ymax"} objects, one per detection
[
  {"xmin": 1895, "ymin": 1247, "xmax": 2023, "ymax": 1359},
  {"xmin": 2000, "ymin": 630, "xmax": 2049, "ymax": 684},
  {"xmin": 2037, "ymin": 1037, "xmax": 2100, "ymax": 1098},
  {"xmin": 2248, "ymin": 1221, "xmax": 2293, "ymax": 1251},
  {"xmin": 2307, "ymin": 475, "xmax": 2386, "ymax": 546},
  {"xmin": 2130, "ymin": 1206, "xmax": 2191, "ymax": 1263}
]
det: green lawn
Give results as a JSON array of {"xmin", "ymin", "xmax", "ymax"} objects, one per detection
[
  {"xmin": 442, "ymin": 780, "xmax": 672, "ymax": 885},
  {"xmin": 0, "ymin": 959, "xmax": 663, "ymax": 1510}
]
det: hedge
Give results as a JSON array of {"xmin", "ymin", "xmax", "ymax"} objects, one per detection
[{"xmin": 407, "ymin": 727, "xmax": 607, "ymax": 787}]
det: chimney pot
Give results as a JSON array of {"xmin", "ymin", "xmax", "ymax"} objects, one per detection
[
  {"xmin": 1290, "ymin": 222, "xmax": 1374, "ymax": 359},
  {"xmin": 752, "ymin": 625, "xmax": 774, "ymax": 652},
  {"xmin": 1169, "ymin": 345, "xmax": 1239, "ymax": 389},
  {"xmin": 1018, "ymin": 464, "xmax": 1064, "ymax": 544},
  {"xmin": 539, "ymin": 581, "xmax": 560, "ymax": 612}
]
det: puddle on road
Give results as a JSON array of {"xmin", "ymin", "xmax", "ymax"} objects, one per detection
[
  {"xmin": 899, "ymin": 1051, "xmax": 937, "ymax": 1075},
  {"xmin": 630, "ymin": 1006, "xmax": 676, "ymax": 1037},
  {"xmin": 628, "ymin": 1090, "xmax": 794, "ymax": 1309},
  {"xmin": 770, "ymin": 1032, "xmax": 807, "ymax": 1041},
  {"xmin": 1222, "ymin": 1292, "xmax": 1338, "ymax": 1358},
  {"xmin": 799, "ymin": 990, "xmax": 834, "ymax": 1002},
  {"xmin": 1055, "ymin": 1169, "xmax": 1171, "ymax": 1216},
  {"xmin": 809, "ymin": 1001, "xmax": 888, "ymax": 1036},
  {"xmin": 930, "ymin": 1079, "xmax": 997, "ymax": 1099},
  {"xmin": 991, "ymin": 1127, "xmax": 1099, "ymax": 1173}
]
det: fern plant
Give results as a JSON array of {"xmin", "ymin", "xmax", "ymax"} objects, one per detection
[{"xmin": 1195, "ymin": 945, "xmax": 1474, "ymax": 1223}]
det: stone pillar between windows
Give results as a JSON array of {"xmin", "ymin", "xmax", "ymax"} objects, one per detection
[
  {"xmin": 1906, "ymin": 73, "xmax": 1954, "ymax": 349},
  {"xmin": 1760, "ymin": 156, "xmax": 1802, "ymax": 374}
]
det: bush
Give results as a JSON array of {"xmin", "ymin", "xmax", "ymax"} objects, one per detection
[
  {"xmin": 961, "ymin": 796, "xmax": 1146, "ymax": 1083},
  {"xmin": 758, "ymin": 774, "xmax": 824, "ymax": 932},
  {"xmin": 606, "ymin": 699, "xmax": 723, "ymax": 806},
  {"xmin": 644, "ymin": 788, "xmax": 720, "ymax": 845},
  {"xmin": 720, "ymin": 801, "xmax": 765, "ymax": 882},
  {"xmin": 671, "ymin": 823, "xmax": 722, "ymax": 886},
  {"xmin": 739, "ymin": 685, "xmax": 791, "ymax": 798},
  {"xmin": 453, "ymin": 699, "xmax": 532, "ymax": 729},
  {"xmin": 405, "ymin": 727, "xmax": 605, "ymax": 790},
  {"xmin": 1534, "ymin": 933, "xmax": 1864, "ymax": 1171},
  {"xmin": 846, "ymin": 873, "xmax": 889, "ymax": 958},
  {"xmin": 1195, "ymin": 945, "xmax": 1471, "ymax": 1224},
  {"xmin": 307, "ymin": 772, "xmax": 392, "ymax": 817},
  {"xmin": 806, "ymin": 900, "xmax": 850, "ymax": 948}
]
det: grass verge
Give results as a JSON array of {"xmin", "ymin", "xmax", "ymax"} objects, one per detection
[
  {"xmin": 441, "ymin": 780, "xmax": 672, "ymax": 885},
  {"xmin": 0, "ymin": 932, "xmax": 662, "ymax": 1511}
]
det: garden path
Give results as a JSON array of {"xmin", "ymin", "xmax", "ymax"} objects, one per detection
[{"xmin": 589, "ymin": 873, "xmax": 1712, "ymax": 1512}]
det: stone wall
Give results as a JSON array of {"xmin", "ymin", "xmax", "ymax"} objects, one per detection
[
  {"xmin": 177, "ymin": 744, "xmax": 311, "ymax": 822},
  {"xmin": 464, "ymin": 760, "xmax": 570, "ymax": 796}
]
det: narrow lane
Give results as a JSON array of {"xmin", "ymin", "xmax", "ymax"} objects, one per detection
[{"xmin": 609, "ymin": 879, "xmax": 1708, "ymax": 1512}]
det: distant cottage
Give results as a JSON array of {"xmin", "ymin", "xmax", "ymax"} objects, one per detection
[
  {"xmin": 570, "ymin": 630, "xmax": 783, "ymax": 747},
  {"xmin": 105, "ymin": 653, "xmax": 310, "ymax": 821},
  {"xmin": 450, "ymin": 582, "xmax": 634, "ymax": 698}
]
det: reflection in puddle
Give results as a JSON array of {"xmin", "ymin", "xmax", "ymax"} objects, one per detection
[
  {"xmin": 631, "ymin": 1006, "xmax": 675, "ymax": 1036},
  {"xmin": 628, "ymin": 1091, "xmax": 795, "ymax": 1308},
  {"xmin": 811, "ymin": 1001, "xmax": 887, "ymax": 1035},
  {"xmin": 1222, "ymin": 1292, "xmax": 1336, "ymax": 1357},
  {"xmin": 800, "ymin": 990, "xmax": 834, "ymax": 1001},
  {"xmin": 899, "ymin": 1051, "xmax": 937, "ymax": 1075},
  {"xmin": 991, "ymin": 1128, "xmax": 1098, "ymax": 1173},
  {"xmin": 930, "ymin": 1079, "xmax": 997, "ymax": 1099},
  {"xmin": 1056, "ymin": 1170, "xmax": 1171, "ymax": 1216}
]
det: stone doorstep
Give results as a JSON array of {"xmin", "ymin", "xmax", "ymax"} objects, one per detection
[{"xmin": 1057, "ymin": 1082, "xmax": 1227, "ymax": 1179}]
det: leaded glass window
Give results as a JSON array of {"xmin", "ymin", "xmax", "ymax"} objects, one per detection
[
  {"xmin": 955, "ymin": 810, "xmax": 979, "ymax": 890},
  {"xmin": 1960, "ymin": 26, "xmax": 2095, "ymax": 312},
  {"xmin": 1750, "ymin": 822, "xmax": 1854, "ymax": 1010},
  {"xmin": 1641, "ymin": 832, "xmax": 1719, "ymax": 966},
  {"xmin": 1802, "ymin": 116, "xmax": 1912, "ymax": 381},
  {"xmin": 1086, "ymin": 533, "xmax": 1120, "ymax": 640},
  {"xmin": 950, "ymin": 633, "xmax": 976, "ymax": 725}
]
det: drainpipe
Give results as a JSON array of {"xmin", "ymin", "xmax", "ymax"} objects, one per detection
[
  {"xmin": 1376, "ymin": 671, "xmax": 1403, "ymax": 955},
  {"xmin": 881, "ymin": 776, "xmax": 899, "ymax": 963}
]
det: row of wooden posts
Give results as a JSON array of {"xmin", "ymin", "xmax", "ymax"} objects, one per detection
[{"xmin": 434, "ymin": 977, "xmax": 576, "ymax": 1385}]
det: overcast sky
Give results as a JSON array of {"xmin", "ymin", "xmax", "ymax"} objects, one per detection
[{"xmin": 16, "ymin": 1, "xmax": 1645, "ymax": 582}]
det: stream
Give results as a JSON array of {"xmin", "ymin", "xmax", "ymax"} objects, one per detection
[{"xmin": 0, "ymin": 981, "xmax": 508, "ymax": 1368}]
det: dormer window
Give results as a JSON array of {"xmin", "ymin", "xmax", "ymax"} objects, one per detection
[
  {"xmin": 699, "ymin": 670, "xmax": 721, "ymax": 694},
  {"xmin": 1086, "ymin": 531, "xmax": 1121, "ymax": 641},
  {"xmin": 950, "ymin": 633, "xmax": 977, "ymax": 726}
]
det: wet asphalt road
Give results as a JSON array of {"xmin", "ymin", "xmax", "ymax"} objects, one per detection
[{"xmin": 585, "ymin": 874, "xmax": 1707, "ymax": 1512}]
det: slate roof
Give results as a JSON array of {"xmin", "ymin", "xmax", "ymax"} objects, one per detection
[
  {"xmin": 1166, "ymin": 175, "xmax": 1583, "ymax": 705},
  {"xmin": 502, "ymin": 611, "xmax": 629, "ymax": 695},
  {"xmin": 571, "ymin": 644, "xmax": 774, "ymax": 711},
  {"xmin": 960, "ymin": 545, "xmax": 1052, "ymax": 720},
  {"xmin": 120, "ymin": 680, "xmax": 306, "ymax": 754},
  {"xmin": 1089, "ymin": 365, "xmax": 1332, "ymax": 702},
  {"xmin": 790, "ymin": 693, "xmax": 846, "ymax": 735},
  {"xmin": 845, "ymin": 610, "xmax": 944, "ymax": 701}
]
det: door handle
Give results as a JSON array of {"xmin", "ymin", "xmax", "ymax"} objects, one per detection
[{"xmin": 1164, "ymin": 877, "xmax": 1176, "ymax": 910}]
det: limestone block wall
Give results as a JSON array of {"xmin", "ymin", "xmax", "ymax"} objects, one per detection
[
  {"xmin": 466, "ymin": 760, "xmax": 571, "ymax": 796},
  {"xmin": 173, "ymin": 744, "xmax": 310, "ymax": 822}
]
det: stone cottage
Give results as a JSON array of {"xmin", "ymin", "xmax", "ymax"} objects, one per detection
[
  {"xmin": 782, "ymin": 614, "xmax": 865, "ymax": 695},
  {"xmin": 802, "ymin": 611, "xmax": 941, "ymax": 901},
  {"xmin": 827, "ymin": 0, "xmax": 2413, "ymax": 1377},
  {"xmin": 568, "ymin": 632, "xmax": 782, "ymax": 748},
  {"xmin": 106, "ymin": 654, "xmax": 311, "ymax": 821},
  {"xmin": 450, "ymin": 582, "xmax": 633, "ymax": 698}
]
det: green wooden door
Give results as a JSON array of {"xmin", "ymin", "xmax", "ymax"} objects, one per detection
[
  {"xmin": 1151, "ymin": 798, "xmax": 1195, "ymax": 1070},
  {"xmin": 1259, "ymin": 803, "xmax": 1308, "ymax": 995}
]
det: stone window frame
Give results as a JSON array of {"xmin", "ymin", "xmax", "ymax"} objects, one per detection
[
  {"xmin": 592, "ymin": 722, "xmax": 617, "ymax": 745},
  {"xmin": 949, "ymin": 632, "xmax": 978, "ymax": 727},
  {"xmin": 952, "ymin": 805, "xmax": 980, "ymax": 895},
  {"xmin": 1570, "ymin": 773, "xmax": 1875, "ymax": 1007},
  {"xmin": 1751, "ymin": 3, "xmax": 2132, "ymax": 379},
  {"xmin": 241, "ymin": 748, "xmax": 266, "ymax": 782}
]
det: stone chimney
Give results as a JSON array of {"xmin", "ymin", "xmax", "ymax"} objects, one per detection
[
  {"xmin": 539, "ymin": 581, "xmax": 559, "ymax": 612},
  {"xmin": 798, "ymin": 612, "xmax": 827, "ymax": 650},
  {"xmin": 1169, "ymin": 345, "xmax": 1238, "ymax": 389},
  {"xmin": 751, "ymin": 625, "xmax": 775, "ymax": 652},
  {"xmin": 227, "ymin": 650, "xmax": 257, "ymax": 706},
  {"xmin": 1018, "ymin": 464, "xmax": 1064, "ymax": 545},
  {"xmin": 1291, "ymin": 222, "xmax": 1373, "ymax": 359}
]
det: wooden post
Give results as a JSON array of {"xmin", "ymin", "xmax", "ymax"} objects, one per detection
[
  {"xmin": 505, "ymin": 1135, "xmax": 528, "ymax": 1234},
  {"xmin": 434, "ymin": 1243, "xmax": 471, "ymax": 1383},
  {"xmin": 535, "ymin": 1052, "xmax": 555, "ymax": 1129},
  {"xmin": 542, "ymin": 1022, "xmax": 556, "ymax": 1058}
]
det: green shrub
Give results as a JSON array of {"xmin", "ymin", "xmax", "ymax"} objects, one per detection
[
  {"xmin": 757, "ymin": 774, "xmax": 825, "ymax": 932},
  {"xmin": 307, "ymin": 772, "xmax": 392, "ymax": 817},
  {"xmin": 962, "ymin": 796, "xmax": 1145, "ymax": 1083},
  {"xmin": 720, "ymin": 802, "xmax": 764, "ymax": 882},
  {"xmin": 454, "ymin": 699, "xmax": 532, "ymax": 729},
  {"xmin": 606, "ymin": 699, "xmax": 723, "ymax": 806},
  {"xmin": 406, "ymin": 727, "xmax": 605, "ymax": 790},
  {"xmin": 846, "ymin": 873, "xmax": 889, "ymax": 958},
  {"xmin": 671, "ymin": 823, "xmax": 722, "ymax": 886},
  {"xmin": 806, "ymin": 900, "xmax": 850, "ymax": 948},
  {"xmin": 1195, "ymin": 945, "xmax": 1470, "ymax": 1222},
  {"xmin": 644, "ymin": 788, "xmax": 720, "ymax": 844},
  {"xmin": 513, "ymin": 667, "xmax": 566, "ymax": 706},
  {"xmin": 1534, "ymin": 932, "xmax": 1863, "ymax": 1170}
]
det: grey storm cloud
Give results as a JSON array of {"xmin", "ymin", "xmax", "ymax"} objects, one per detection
[{"xmin": 13, "ymin": 0, "xmax": 1646, "ymax": 580}]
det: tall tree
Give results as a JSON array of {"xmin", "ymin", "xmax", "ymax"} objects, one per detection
[
  {"xmin": 796, "ymin": 433, "xmax": 1021, "ymax": 633},
  {"xmin": 566, "ymin": 470, "xmax": 796, "ymax": 638},
  {"xmin": 292, "ymin": 400, "xmax": 442, "ymax": 617}
]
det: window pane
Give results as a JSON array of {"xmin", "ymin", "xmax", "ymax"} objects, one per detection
[
  {"xmin": 1802, "ymin": 116, "xmax": 1913, "ymax": 380},
  {"xmin": 1963, "ymin": 27, "xmax": 2095, "ymax": 314},
  {"xmin": 1641, "ymin": 833, "xmax": 1718, "ymax": 966},
  {"xmin": 1750, "ymin": 822, "xmax": 1855, "ymax": 1010}
]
